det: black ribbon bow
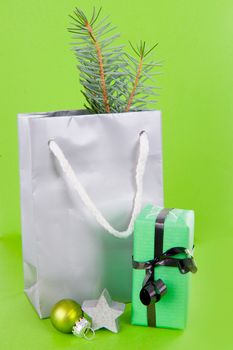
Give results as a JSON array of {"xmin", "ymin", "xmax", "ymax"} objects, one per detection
[
  {"xmin": 133, "ymin": 246, "xmax": 197, "ymax": 306},
  {"xmin": 132, "ymin": 208, "xmax": 198, "ymax": 327}
]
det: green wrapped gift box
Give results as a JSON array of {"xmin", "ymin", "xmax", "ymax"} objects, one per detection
[{"xmin": 131, "ymin": 205, "xmax": 197, "ymax": 329}]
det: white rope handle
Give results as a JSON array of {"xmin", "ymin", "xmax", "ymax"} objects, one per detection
[{"xmin": 49, "ymin": 131, "xmax": 149, "ymax": 238}]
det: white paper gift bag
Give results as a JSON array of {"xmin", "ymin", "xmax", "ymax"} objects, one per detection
[{"xmin": 18, "ymin": 109, "xmax": 164, "ymax": 318}]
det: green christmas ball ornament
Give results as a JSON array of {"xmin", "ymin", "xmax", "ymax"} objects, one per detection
[{"xmin": 50, "ymin": 299, "xmax": 83, "ymax": 333}]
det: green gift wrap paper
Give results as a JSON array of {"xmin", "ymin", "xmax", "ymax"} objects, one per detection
[{"xmin": 131, "ymin": 205, "xmax": 197, "ymax": 329}]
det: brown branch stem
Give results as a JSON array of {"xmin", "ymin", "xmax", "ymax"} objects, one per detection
[
  {"xmin": 85, "ymin": 21, "xmax": 110, "ymax": 113},
  {"xmin": 125, "ymin": 57, "xmax": 143, "ymax": 112}
]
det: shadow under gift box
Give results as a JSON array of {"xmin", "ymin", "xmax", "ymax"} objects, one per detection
[{"xmin": 131, "ymin": 205, "xmax": 196, "ymax": 329}]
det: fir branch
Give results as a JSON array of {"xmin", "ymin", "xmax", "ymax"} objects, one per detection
[
  {"xmin": 125, "ymin": 41, "xmax": 159, "ymax": 112},
  {"xmin": 68, "ymin": 7, "xmax": 131, "ymax": 113}
]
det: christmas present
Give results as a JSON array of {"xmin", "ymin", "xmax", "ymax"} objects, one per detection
[
  {"xmin": 132, "ymin": 205, "xmax": 197, "ymax": 329},
  {"xmin": 18, "ymin": 110, "xmax": 164, "ymax": 318}
]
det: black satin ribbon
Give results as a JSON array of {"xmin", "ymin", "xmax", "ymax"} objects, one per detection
[{"xmin": 132, "ymin": 208, "xmax": 197, "ymax": 327}]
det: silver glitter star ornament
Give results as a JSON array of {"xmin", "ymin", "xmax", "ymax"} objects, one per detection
[{"xmin": 82, "ymin": 289, "xmax": 125, "ymax": 333}]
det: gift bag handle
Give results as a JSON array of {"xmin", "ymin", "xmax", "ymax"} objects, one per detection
[{"xmin": 48, "ymin": 131, "xmax": 149, "ymax": 238}]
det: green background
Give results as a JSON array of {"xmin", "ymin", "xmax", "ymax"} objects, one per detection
[{"xmin": 0, "ymin": 0, "xmax": 233, "ymax": 349}]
